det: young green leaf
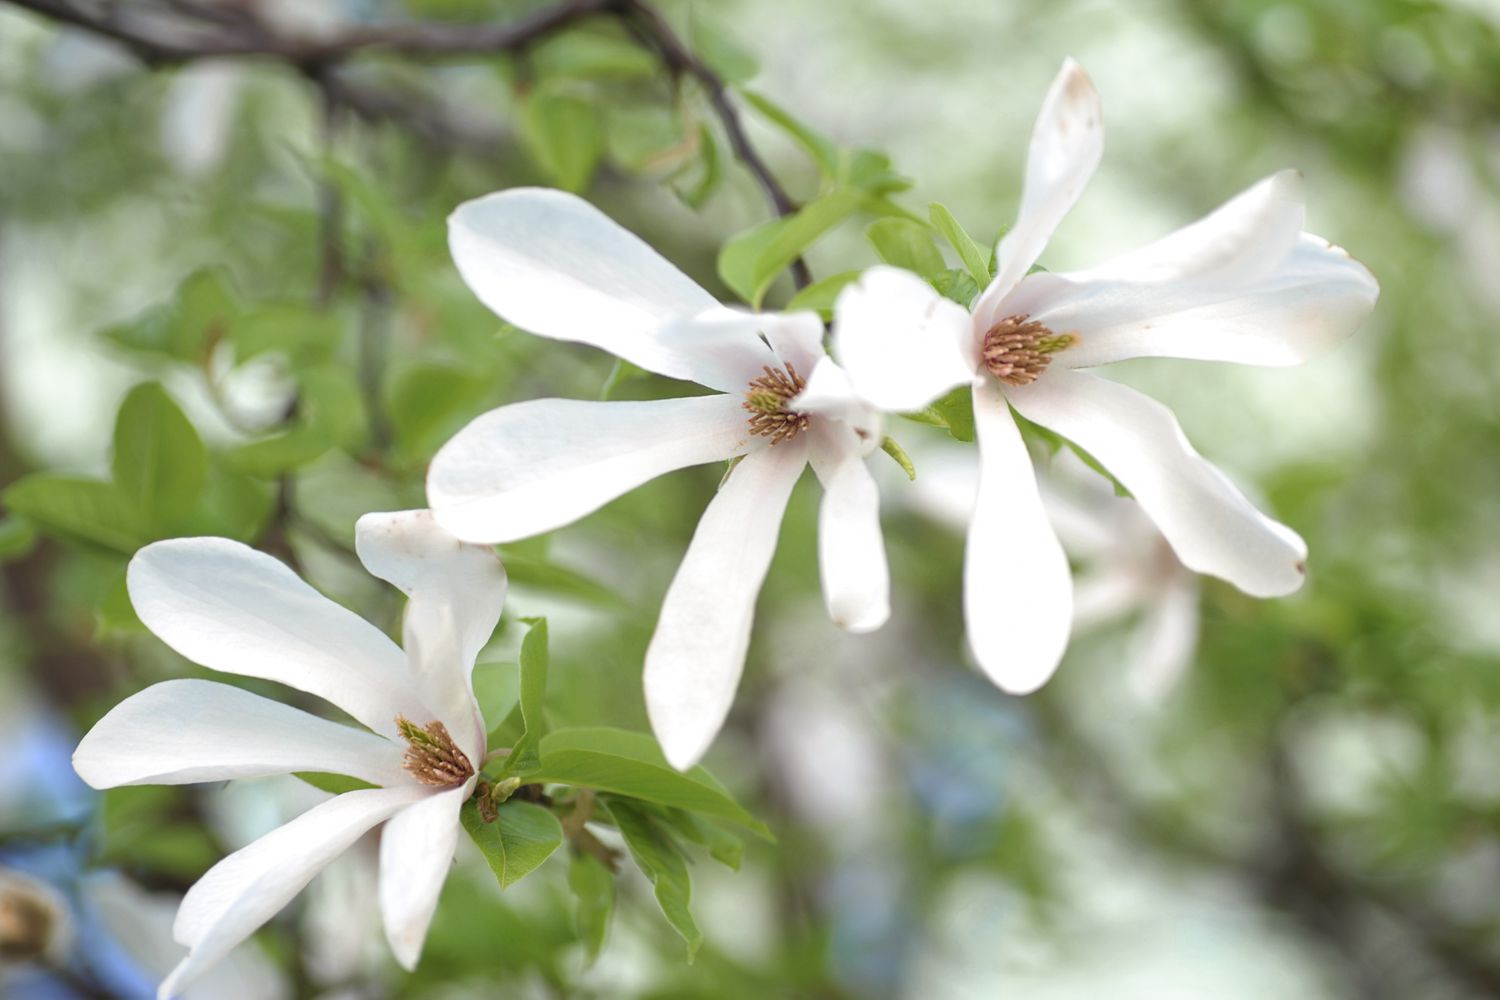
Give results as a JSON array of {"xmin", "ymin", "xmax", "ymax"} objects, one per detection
[
  {"xmin": 521, "ymin": 89, "xmax": 603, "ymax": 193},
  {"xmin": 0, "ymin": 517, "xmax": 38, "ymax": 562},
  {"xmin": 866, "ymin": 218, "xmax": 945, "ymax": 277},
  {"xmin": 880, "ymin": 436, "xmax": 917, "ymax": 480},
  {"xmin": 658, "ymin": 808, "xmax": 745, "ymax": 870},
  {"xmin": 462, "ymin": 798, "xmax": 564, "ymax": 890},
  {"xmin": 2, "ymin": 476, "xmax": 146, "ymax": 553},
  {"xmin": 929, "ymin": 202, "xmax": 993, "ymax": 286},
  {"xmin": 497, "ymin": 552, "xmax": 623, "ymax": 609},
  {"xmin": 567, "ymin": 850, "xmax": 615, "ymax": 962},
  {"xmin": 504, "ymin": 618, "xmax": 550, "ymax": 774},
  {"xmin": 930, "ymin": 268, "xmax": 981, "ymax": 309},
  {"xmin": 739, "ymin": 89, "xmax": 839, "ymax": 178},
  {"xmin": 604, "ymin": 797, "xmax": 701, "ymax": 959},
  {"xmin": 295, "ymin": 772, "xmax": 378, "ymax": 795},
  {"xmin": 717, "ymin": 189, "xmax": 865, "ymax": 307},
  {"xmin": 525, "ymin": 727, "xmax": 770, "ymax": 837},
  {"xmin": 784, "ymin": 270, "xmax": 862, "ymax": 320},
  {"xmin": 903, "ymin": 384, "xmax": 977, "ymax": 443},
  {"xmin": 112, "ymin": 383, "xmax": 208, "ymax": 531}
]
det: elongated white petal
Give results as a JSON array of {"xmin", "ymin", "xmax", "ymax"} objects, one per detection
[
  {"xmin": 73, "ymin": 679, "xmax": 407, "ymax": 790},
  {"xmin": 974, "ymin": 59, "xmax": 1104, "ymax": 329},
  {"xmin": 1070, "ymin": 563, "xmax": 1147, "ymax": 628},
  {"xmin": 1008, "ymin": 369, "xmax": 1308, "ymax": 596},
  {"xmin": 356, "ymin": 510, "xmax": 505, "ymax": 763},
  {"xmin": 449, "ymin": 188, "xmax": 770, "ymax": 390},
  {"xmin": 965, "ymin": 381, "xmax": 1073, "ymax": 693},
  {"xmin": 808, "ymin": 428, "xmax": 889, "ymax": 633},
  {"xmin": 378, "ymin": 782, "xmax": 468, "ymax": 970},
  {"xmin": 428, "ymin": 395, "xmax": 753, "ymax": 544},
  {"xmin": 791, "ymin": 359, "xmax": 883, "ymax": 450},
  {"xmin": 645, "ymin": 440, "xmax": 807, "ymax": 770},
  {"xmin": 128, "ymin": 539, "xmax": 422, "ymax": 739},
  {"xmin": 1024, "ymin": 233, "xmax": 1379, "ymax": 368},
  {"xmin": 1128, "ymin": 572, "xmax": 1200, "ymax": 701},
  {"xmin": 760, "ymin": 310, "xmax": 828, "ymax": 376},
  {"xmin": 163, "ymin": 786, "xmax": 429, "ymax": 999},
  {"xmin": 832, "ymin": 266, "xmax": 977, "ymax": 412}
]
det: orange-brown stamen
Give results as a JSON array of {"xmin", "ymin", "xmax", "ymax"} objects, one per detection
[
  {"xmin": 982, "ymin": 314, "xmax": 1077, "ymax": 386},
  {"xmin": 396, "ymin": 716, "xmax": 474, "ymax": 787},
  {"xmin": 743, "ymin": 363, "xmax": 810, "ymax": 445}
]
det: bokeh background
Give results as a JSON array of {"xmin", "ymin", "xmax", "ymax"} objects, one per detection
[{"xmin": 3, "ymin": 0, "xmax": 1500, "ymax": 997}]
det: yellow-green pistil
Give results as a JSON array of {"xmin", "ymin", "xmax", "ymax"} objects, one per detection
[
  {"xmin": 743, "ymin": 363, "xmax": 810, "ymax": 445},
  {"xmin": 397, "ymin": 716, "xmax": 474, "ymax": 787},
  {"xmin": 982, "ymin": 314, "xmax": 1077, "ymax": 386}
]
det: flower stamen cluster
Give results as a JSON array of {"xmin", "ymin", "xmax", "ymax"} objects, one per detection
[
  {"xmin": 982, "ymin": 315, "xmax": 1077, "ymax": 386},
  {"xmin": 743, "ymin": 363, "xmax": 810, "ymax": 444},
  {"xmin": 396, "ymin": 716, "xmax": 474, "ymax": 787}
]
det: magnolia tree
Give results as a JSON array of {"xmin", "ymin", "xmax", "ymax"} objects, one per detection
[{"xmin": 3, "ymin": 1, "xmax": 1500, "ymax": 998}]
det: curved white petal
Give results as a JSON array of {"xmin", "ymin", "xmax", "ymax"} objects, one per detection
[
  {"xmin": 791, "ymin": 358, "xmax": 883, "ymax": 451},
  {"xmin": 644, "ymin": 440, "xmax": 807, "ymax": 770},
  {"xmin": 356, "ymin": 510, "xmax": 505, "ymax": 763},
  {"xmin": 964, "ymin": 380, "xmax": 1073, "ymax": 693},
  {"xmin": 449, "ymin": 188, "xmax": 768, "ymax": 389},
  {"xmin": 74, "ymin": 680, "xmax": 407, "ymax": 790},
  {"xmin": 832, "ymin": 266, "xmax": 976, "ymax": 412},
  {"xmin": 1008, "ymin": 368, "xmax": 1308, "ymax": 596},
  {"xmin": 428, "ymin": 395, "xmax": 753, "ymax": 544},
  {"xmin": 974, "ymin": 59, "xmax": 1104, "ymax": 330},
  {"xmin": 1028, "ymin": 234, "xmax": 1379, "ymax": 368},
  {"xmin": 760, "ymin": 310, "xmax": 828, "ymax": 376},
  {"xmin": 163, "ymin": 786, "xmax": 430, "ymax": 1000},
  {"xmin": 1128, "ymin": 572, "xmax": 1200, "ymax": 701},
  {"xmin": 378, "ymin": 782, "xmax": 468, "ymax": 970},
  {"xmin": 808, "ymin": 428, "xmax": 889, "ymax": 633},
  {"xmin": 127, "ymin": 539, "xmax": 421, "ymax": 740},
  {"xmin": 652, "ymin": 307, "xmax": 783, "ymax": 392},
  {"xmin": 1070, "ymin": 563, "xmax": 1146, "ymax": 628}
]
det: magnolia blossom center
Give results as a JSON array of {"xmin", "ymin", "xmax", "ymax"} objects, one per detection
[
  {"xmin": 396, "ymin": 716, "xmax": 474, "ymax": 787},
  {"xmin": 743, "ymin": 363, "xmax": 810, "ymax": 445},
  {"xmin": 982, "ymin": 315, "xmax": 1077, "ymax": 386}
]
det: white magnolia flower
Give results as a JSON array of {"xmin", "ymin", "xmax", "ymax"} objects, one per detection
[
  {"xmin": 427, "ymin": 188, "xmax": 888, "ymax": 771},
  {"xmin": 833, "ymin": 59, "xmax": 1378, "ymax": 694},
  {"xmin": 72, "ymin": 510, "xmax": 507, "ymax": 998}
]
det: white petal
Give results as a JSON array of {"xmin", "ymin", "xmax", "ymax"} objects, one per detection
[
  {"xmin": 449, "ymin": 188, "xmax": 769, "ymax": 389},
  {"xmin": 1002, "ymin": 173, "xmax": 1378, "ymax": 368},
  {"xmin": 974, "ymin": 59, "xmax": 1104, "ymax": 329},
  {"xmin": 128, "ymin": 539, "xmax": 422, "ymax": 739},
  {"xmin": 1128, "ymin": 572, "xmax": 1200, "ymax": 701},
  {"xmin": 759, "ymin": 310, "xmax": 828, "ymax": 376},
  {"xmin": 73, "ymin": 679, "xmax": 407, "ymax": 790},
  {"xmin": 428, "ymin": 395, "xmax": 753, "ymax": 544},
  {"xmin": 356, "ymin": 510, "xmax": 505, "ymax": 763},
  {"xmin": 163, "ymin": 786, "xmax": 429, "ymax": 999},
  {"xmin": 378, "ymin": 782, "xmax": 468, "ymax": 970},
  {"xmin": 1007, "ymin": 368, "xmax": 1308, "ymax": 596},
  {"xmin": 831, "ymin": 266, "xmax": 977, "ymax": 412},
  {"xmin": 791, "ymin": 358, "xmax": 883, "ymax": 449},
  {"xmin": 808, "ymin": 429, "xmax": 889, "ymax": 633},
  {"xmin": 644, "ymin": 440, "xmax": 807, "ymax": 770},
  {"xmin": 1070, "ymin": 563, "xmax": 1146, "ymax": 628},
  {"xmin": 964, "ymin": 380, "xmax": 1073, "ymax": 693}
]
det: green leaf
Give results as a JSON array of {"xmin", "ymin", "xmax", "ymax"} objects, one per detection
[
  {"xmin": 521, "ymin": 89, "xmax": 603, "ymax": 193},
  {"xmin": 784, "ymin": 270, "xmax": 861, "ymax": 320},
  {"xmin": 658, "ymin": 808, "xmax": 744, "ymax": 870},
  {"xmin": 498, "ymin": 551, "xmax": 623, "ymax": 609},
  {"xmin": 526, "ymin": 727, "xmax": 770, "ymax": 837},
  {"xmin": 605, "ymin": 797, "xmax": 701, "ymax": 958},
  {"xmin": 905, "ymin": 384, "xmax": 976, "ymax": 443},
  {"xmin": 567, "ymin": 850, "xmax": 615, "ymax": 962},
  {"xmin": 718, "ymin": 189, "xmax": 865, "ymax": 307},
  {"xmin": 232, "ymin": 303, "xmax": 341, "ymax": 366},
  {"xmin": 112, "ymin": 382, "xmax": 208, "ymax": 530},
  {"xmin": 2, "ymin": 476, "xmax": 146, "ymax": 553},
  {"xmin": 462, "ymin": 798, "xmax": 565, "ymax": 890},
  {"xmin": 670, "ymin": 124, "xmax": 721, "ymax": 209},
  {"xmin": 929, "ymin": 202, "xmax": 993, "ymax": 286},
  {"xmin": 880, "ymin": 436, "xmax": 917, "ymax": 480},
  {"xmin": 183, "ymin": 462, "xmax": 275, "ymax": 542},
  {"xmin": 98, "ymin": 570, "xmax": 145, "ymax": 635},
  {"xmin": 295, "ymin": 772, "xmax": 378, "ymax": 795},
  {"xmin": 0, "ymin": 517, "xmax": 37, "ymax": 562},
  {"xmin": 841, "ymin": 149, "xmax": 911, "ymax": 196},
  {"xmin": 473, "ymin": 661, "xmax": 521, "ymax": 733},
  {"xmin": 532, "ymin": 30, "xmax": 656, "ymax": 79},
  {"xmin": 224, "ymin": 423, "xmax": 331, "ymax": 476},
  {"xmin": 931, "ymin": 268, "xmax": 981, "ymax": 309},
  {"xmin": 1013, "ymin": 413, "xmax": 1131, "ymax": 498},
  {"xmin": 388, "ymin": 362, "xmax": 492, "ymax": 460},
  {"xmin": 504, "ymin": 618, "xmax": 550, "ymax": 775},
  {"xmin": 739, "ymin": 89, "xmax": 839, "ymax": 177},
  {"xmin": 866, "ymin": 218, "xmax": 945, "ymax": 277},
  {"xmin": 99, "ymin": 268, "xmax": 237, "ymax": 363}
]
